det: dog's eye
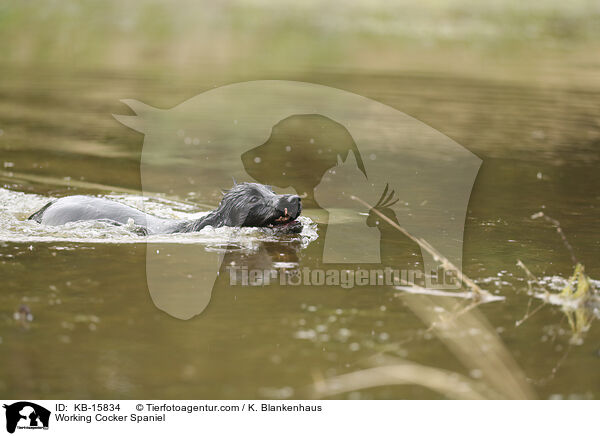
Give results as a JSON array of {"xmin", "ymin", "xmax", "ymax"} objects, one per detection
[{"xmin": 250, "ymin": 196, "xmax": 260, "ymax": 203}]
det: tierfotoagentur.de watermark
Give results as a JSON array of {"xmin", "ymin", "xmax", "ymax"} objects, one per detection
[{"xmin": 227, "ymin": 265, "xmax": 460, "ymax": 289}]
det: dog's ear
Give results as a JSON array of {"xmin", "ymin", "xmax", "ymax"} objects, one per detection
[{"xmin": 223, "ymin": 209, "xmax": 247, "ymax": 227}]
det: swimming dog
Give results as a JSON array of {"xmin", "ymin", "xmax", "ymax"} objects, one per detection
[{"xmin": 28, "ymin": 183, "xmax": 302, "ymax": 235}]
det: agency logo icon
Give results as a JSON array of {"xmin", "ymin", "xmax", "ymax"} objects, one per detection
[
  {"xmin": 3, "ymin": 402, "xmax": 50, "ymax": 434},
  {"xmin": 114, "ymin": 80, "xmax": 480, "ymax": 319}
]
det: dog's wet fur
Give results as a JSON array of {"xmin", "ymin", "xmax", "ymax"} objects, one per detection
[{"xmin": 28, "ymin": 183, "xmax": 303, "ymax": 235}]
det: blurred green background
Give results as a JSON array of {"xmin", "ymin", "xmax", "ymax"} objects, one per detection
[{"xmin": 1, "ymin": 0, "xmax": 599, "ymax": 76}]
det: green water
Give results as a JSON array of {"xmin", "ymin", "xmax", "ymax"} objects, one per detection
[{"xmin": 0, "ymin": 59, "xmax": 599, "ymax": 399}]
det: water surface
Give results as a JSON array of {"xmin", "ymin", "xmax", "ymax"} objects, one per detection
[{"xmin": 1, "ymin": 66, "xmax": 599, "ymax": 399}]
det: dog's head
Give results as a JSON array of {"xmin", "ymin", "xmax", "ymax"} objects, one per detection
[{"xmin": 216, "ymin": 182, "xmax": 302, "ymax": 231}]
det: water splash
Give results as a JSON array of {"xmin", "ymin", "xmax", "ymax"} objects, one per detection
[{"xmin": 0, "ymin": 188, "xmax": 318, "ymax": 250}]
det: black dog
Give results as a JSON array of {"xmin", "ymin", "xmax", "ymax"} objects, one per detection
[{"xmin": 29, "ymin": 182, "xmax": 302, "ymax": 235}]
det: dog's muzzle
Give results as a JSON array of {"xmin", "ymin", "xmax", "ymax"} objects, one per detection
[{"xmin": 269, "ymin": 195, "xmax": 302, "ymax": 227}]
